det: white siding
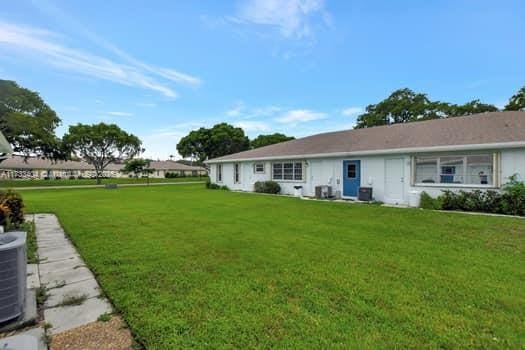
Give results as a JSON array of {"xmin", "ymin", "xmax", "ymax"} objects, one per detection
[{"xmin": 208, "ymin": 147, "xmax": 525, "ymax": 204}]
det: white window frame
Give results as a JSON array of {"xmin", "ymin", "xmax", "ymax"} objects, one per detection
[
  {"xmin": 216, "ymin": 164, "xmax": 222, "ymax": 183},
  {"xmin": 233, "ymin": 163, "xmax": 241, "ymax": 184},
  {"xmin": 412, "ymin": 153, "xmax": 499, "ymax": 188},
  {"xmin": 253, "ymin": 163, "xmax": 265, "ymax": 174},
  {"xmin": 272, "ymin": 161, "xmax": 304, "ymax": 182}
]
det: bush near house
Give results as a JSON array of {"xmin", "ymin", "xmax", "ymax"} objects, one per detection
[
  {"xmin": 420, "ymin": 175, "xmax": 525, "ymax": 216},
  {"xmin": 0, "ymin": 189, "xmax": 25, "ymax": 228},
  {"xmin": 254, "ymin": 181, "xmax": 281, "ymax": 194}
]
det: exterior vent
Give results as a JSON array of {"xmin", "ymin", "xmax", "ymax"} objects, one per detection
[{"xmin": 0, "ymin": 231, "xmax": 27, "ymax": 323}]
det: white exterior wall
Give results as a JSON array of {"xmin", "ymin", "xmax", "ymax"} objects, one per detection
[{"xmin": 209, "ymin": 148, "xmax": 525, "ymax": 205}]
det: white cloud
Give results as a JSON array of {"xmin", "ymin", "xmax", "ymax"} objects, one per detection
[
  {"xmin": 277, "ymin": 109, "xmax": 326, "ymax": 123},
  {"xmin": 137, "ymin": 102, "xmax": 157, "ymax": 107},
  {"xmin": 105, "ymin": 111, "xmax": 133, "ymax": 117},
  {"xmin": 234, "ymin": 0, "xmax": 329, "ymax": 39},
  {"xmin": 234, "ymin": 120, "xmax": 270, "ymax": 132},
  {"xmin": 341, "ymin": 106, "xmax": 364, "ymax": 116},
  {"xmin": 0, "ymin": 21, "xmax": 201, "ymax": 98},
  {"xmin": 226, "ymin": 101, "xmax": 246, "ymax": 117}
]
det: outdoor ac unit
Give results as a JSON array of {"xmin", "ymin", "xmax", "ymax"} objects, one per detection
[
  {"xmin": 0, "ymin": 231, "xmax": 27, "ymax": 323},
  {"xmin": 315, "ymin": 185, "xmax": 332, "ymax": 199}
]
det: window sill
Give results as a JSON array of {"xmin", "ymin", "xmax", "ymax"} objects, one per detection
[
  {"xmin": 413, "ymin": 183, "xmax": 499, "ymax": 189},
  {"xmin": 272, "ymin": 179, "xmax": 306, "ymax": 183}
]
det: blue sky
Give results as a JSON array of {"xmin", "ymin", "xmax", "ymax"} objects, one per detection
[{"xmin": 0, "ymin": 0, "xmax": 523, "ymax": 159}]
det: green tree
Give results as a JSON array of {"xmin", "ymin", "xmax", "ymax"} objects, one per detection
[
  {"xmin": 445, "ymin": 99, "xmax": 498, "ymax": 116},
  {"xmin": 0, "ymin": 79, "xmax": 63, "ymax": 158},
  {"xmin": 177, "ymin": 123, "xmax": 249, "ymax": 162},
  {"xmin": 250, "ymin": 133, "xmax": 295, "ymax": 149},
  {"xmin": 63, "ymin": 123, "xmax": 142, "ymax": 184},
  {"xmin": 355, "ymin": 88, "xmax": 445, "ymax": 128},
  {"xmin": 355, "ymin": 88, "xmax": 499, "ymax": 128},
  {"xmin": 123, "ymin": 158, "xmax": 153, "ymax": 178},
  {"xmin": 504, "ymin": 86, "xmax": 525, "ymax": 111}
]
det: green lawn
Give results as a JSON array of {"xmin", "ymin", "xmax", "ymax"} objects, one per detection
[
  {"xmin": 0, "ymin": 176, "xmax": 204, "ymax": 188},
  {"xmin": 22, "ymin": 185, "xmax": 525, "ymax": 349}
]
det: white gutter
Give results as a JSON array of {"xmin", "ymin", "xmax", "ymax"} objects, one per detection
[{"xmin": 205, "ymin": 141, "xmax": 525, "ymax": 164}]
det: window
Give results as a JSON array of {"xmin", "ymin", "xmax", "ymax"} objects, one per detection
[
  {"xmin": 216, "ymin": 164, "xmax": 222, "ymax": 182},
  {"xmin": 414, "ymin": 154, "xmax": 495, "ymax": 186},
  {"xmin": 254, "ymin": 163, "xmax": 265, "ymax": 174},
  {"xmin": 234, "ymin": 163, "xmax": 241, "ymax": 183},
  {"xmin": 347, "ymin": 164, "xmax": 356, "ymax": 178},
  {"xmin": 272, "ymin": 162, "xmax": 303, "ymax": 181}
]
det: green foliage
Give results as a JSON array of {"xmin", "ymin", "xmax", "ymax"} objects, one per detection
[
  {"xmin": 0, "ymin": 189, "xmax": 25, "ymax": 228},
  {"xmin": 254, "ymin": 180, "xmax": 281, "ymax": 194},
  {"xmin": 98, "ymin": 313, "xmax": 112, "ymax": 322},
  {"xmin": 63, "ymin": 123, "xmax": 142, "ymax": 184},
  {"xmin": 21, "ymin": 220, "xmax": 38, "ymax": 263},
  {"xmin": 250, "ymin": 133, "xmax": 295, "ymax": 149},
  {"xmin": 0, "ymin": 80, "xmax": 63, "ymax": 158},
  {"xmin": 165, "ymin": 172, "xmax": 180, "ymax": 178},
  {"xmin": 205, "ymin": 178, "xmax": 225, "ymax": 190},
  {"xmin": 355, "ymin": 88, "xmax": 498, "ymax": 128},
  {"xmin": 22, "ymin": 185, "xmax": 525, "ymax": 348},
  {"xmin": 445, "ymin": 99, "xmax": 498, "ymax": 116},
  {"xmin": 504, "ymin": 86, "xmax": 525, "ymax": 111},
  {"xmin": 500, "ymin": 174, "xmax": 525, "ymax": 216},
  {"xmin": 437, "ymin": 177, "xmax": 525, "ymax": 216},
  {"xmin": 124, "ymin": 158, "xmax": 153, "ymax": 178},
  {"xmin": 176, "ymin": 123, "xmax": 249, "ymax": 162},
  {"xmin": 419, "ymin": 191, "xmax": 443, "ymax": 210}
]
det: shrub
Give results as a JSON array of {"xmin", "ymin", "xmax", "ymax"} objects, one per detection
[
  {"xmin": 165, "ymin": 172, "xmax": 180, "ymax": 178},
  {"xmin": 69, "ymin": 175, "xmax": 76, "ymax": 180},
  {"xmin": 419, "ymin": 191, "xmax": 443, "ymax": 210},
  {"xmin": 437, "ymin": 176, "xmax": 525, "ymax": 216},
  {"xmin": 205, "ymin": 178, "xmax": 221, "ymax": 189},
  {"xmin": 500, "ymin": 174, "xmax": 525, "ymax": 216},
  {"xmin": 254, "ymin": 181, "xmax": 281, "ymax": 194},
  {"xmin": 0, "ymin": 189, "xmax": 25, "ymax": 228}
]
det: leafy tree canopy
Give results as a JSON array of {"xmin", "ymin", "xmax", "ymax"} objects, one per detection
[
  {"xmin": 63, "ymin": 123, "xmax": 142, "ymax": 183},
  {"xmin": 250, "ymin": 133, "xmax": 295, "ymax": 149},
  {"xmin": 177, "ymin": 123, "xmax": 249, "ymax": 162},
  {"xmin": 123, "ymin": 158, "xmax": 153, "ymax": 178},
  {"xmin": 355, "ymin": 88, "xmax": 498, "ymax": 128},
  {"xmin": 504, "ymin": 86, "xmax": 525, "ymax": 111},
  {"xmin": 0, "ymin": 79, "xmax": 63, "ymax": 158}
]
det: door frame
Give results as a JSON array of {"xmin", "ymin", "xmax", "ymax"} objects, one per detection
[
  {"xmin": 342, "ymin": 159, "xmax": 361, "ymax": 198},
  {"xmin": 384, "ymin": 157, "xmax": 405, "ymax": 204}
]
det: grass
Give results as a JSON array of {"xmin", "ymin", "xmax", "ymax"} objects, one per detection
[
  {"xmin": 22, "ymin": 185, "xmax": 525, "ymax": 349},
  {"xmin": 0, "ymin": 176, "xmax": 205, "ymax": 188},
  {"xmin": 58, "ymin": 294, "xmax": 88, "ymax": 307},
  {"xmin": 21, "ymin": 220, "xmax": 38, "ymax": 263}
]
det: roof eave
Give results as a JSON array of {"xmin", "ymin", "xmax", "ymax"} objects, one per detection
[{"xmin": 204, "ymin": 141, "xmax": 525, "ymax": 163}]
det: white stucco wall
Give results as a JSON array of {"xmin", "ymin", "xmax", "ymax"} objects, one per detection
[{"xmin": 208, "ymin": 147, "xmax": 525, "ymax": 205}]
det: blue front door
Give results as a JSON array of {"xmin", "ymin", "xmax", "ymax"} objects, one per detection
[{"xmin": 343, "ymin": 160, "xmax": 361, "ymax": 197}]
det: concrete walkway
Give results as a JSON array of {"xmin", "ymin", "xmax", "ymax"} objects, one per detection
[
  {"xmin": 34, "ymin": 214, "xmax": 112, "ymax": 335},
  {"xmin": 14, "ymin": 180, "xmax": 204, "ymax": 191}
]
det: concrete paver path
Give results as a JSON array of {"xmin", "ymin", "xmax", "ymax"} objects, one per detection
[{"xmin": 33, "ymin": 214, "xmax": 112, "ymax": 335}]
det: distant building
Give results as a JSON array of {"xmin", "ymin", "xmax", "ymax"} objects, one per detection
[{"xmin": 0, "ymin": 156, "xmax": 207, "ymax": 179}]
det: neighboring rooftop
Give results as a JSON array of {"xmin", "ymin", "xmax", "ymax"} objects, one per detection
[
  {"xmin": 207, "ymin": 111, "xmax": 525, "ymax": 162},
  {"xmin": 0, "ymin": 156, "xmax": 206, "ymax": 171}
]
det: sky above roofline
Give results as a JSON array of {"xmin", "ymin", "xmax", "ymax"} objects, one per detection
[{"xmin": 1, "ymin": 0, "xmax": 523, "ymax": 160}]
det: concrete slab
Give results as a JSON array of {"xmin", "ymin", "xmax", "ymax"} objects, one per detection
[
  {"xmin": 44, "ymin": 297, "xmax": 112, "ymax": 334},
  {"xmin": 45, "ymin": 278, "xmax": 101, "ymax": 308},
  {"xmin": 38, "ymin": 257, "xmax": 85, "ymax": 275},
  {"xmin": 40, "ymin": 267, "xmax": 94, "ymax": 288},
  {"xmin": 0, "ymin": 327, "xmax": 47, "ymax": 350},
  {"xmin": 38, "ymin": 252, "xmax": 81, "ymax": 264},
  {"xmin": 36, "ymin": 240, "xmax": 72, "ymax": 249},
  {"xmin": 27, "ymin": 264, "xmax": 40, "ymax": 290},
  {"xmin": 38, "ymin": 246, "xmax": 79, "ymax": 260}
]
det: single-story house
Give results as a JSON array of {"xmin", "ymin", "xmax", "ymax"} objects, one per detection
[
  {"xmin": 0, "ymin": 157, "xmax": 207, "ymax": 179},
  {"xmin": 205, "ymin": 111, "xmax": 525, "ymax": 205}
]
